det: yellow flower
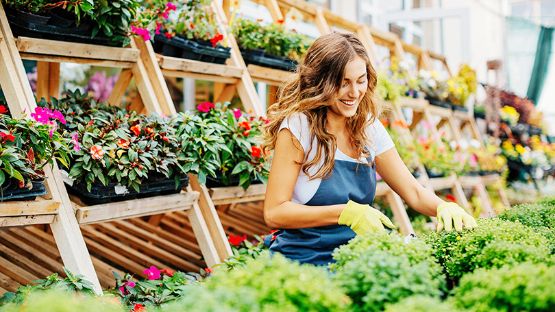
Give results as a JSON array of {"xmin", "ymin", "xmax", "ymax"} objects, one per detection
[{"xmin": 515, "ymin": 144, "xmax": 526, "ymax": 155}]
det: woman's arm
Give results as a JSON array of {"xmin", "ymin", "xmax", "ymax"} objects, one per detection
[
  {"xmin": 375, "ymin": 148, "xmax": 443, "ymax": 216},
  {"xmin": 264, "ymin": 129, "xmax": 344, "ymax": 229}
]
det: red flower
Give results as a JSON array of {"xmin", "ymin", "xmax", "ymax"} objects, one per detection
[
  {"xmin": 26, "ymin": 147, "xmax": 35, "ymax": 164},
  {"xmin": 190, "ymin": 22, "xmax": 195, "ymax": 29},
  {"xmin": 204, "ymin": 267, "xmax": 213, "ymax": 274},
  {"xmin": 277, "ymin": 18, "xmax": 284, "ymax": 24},
  {"xmin": 90, "ymin": 145, "xmax": 105, "ymax": 160},
  {"xmin": 251, "ymin": 146, "xmax": 262, "ymax": 158},
  {"xmin": 446, "ymin": 194, "xmax": 457, "ymax": 202},
  {"xmin": 130, "ymin": 124, "xmax": 141, "ymax": 136},
  {"xmin": 160, "ymin": 268, "xmax": 174, "ymax": 277},
  {"xmin": 0, "ymin": 105, "xmax": 7, "ymax": 114},
  {"xmin": 228, "ymin": 234, "xmax": 247, "ymax": 247},
  {"xmin": 144, "ymin": 127, "xmax": 154, "ymax": 135},
  {"xmin": 243, "ymin": 130, "xmax": 250, "ymax": 137},
  {"xmin": 117, "ymin": 139, "xmax": 130, "ymax": 149},
  {"xmin": 210, "ymin": 33, "xmax": 224, "ymax": 47},
  {"xmin": 133, "ymin": 303, "xmax": 145, "ymax": 312},
  {"xmin": 165, "ymin": 32, "xmax": 174, "ymax": 39},
  {"xmin": 238, "ymin": 121, "xmax": 251, "ymax": 130},
  {"xmin": 0, "ymin": 131, "xmax": 15, "ymax": 142},
  {"xmin": 162, "ymin": 136, "xmax": 170, "ymax": 143},
  {"xmin": 196, "ymin": 101, "xmax": 215, "ymax": 113}
]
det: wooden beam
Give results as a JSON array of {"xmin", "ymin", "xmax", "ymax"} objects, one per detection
[
  {"xmin": 0, "ymin": 200, "xmax": 59, "ymax": 217},
  {"xmin": 107, "ymin": 69, "xmax": 133, "ymax": 107}
]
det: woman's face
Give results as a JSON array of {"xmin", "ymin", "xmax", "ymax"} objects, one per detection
[{"xmin": 329, "ymin": 56, "xmax": 368, "ymax": 118}]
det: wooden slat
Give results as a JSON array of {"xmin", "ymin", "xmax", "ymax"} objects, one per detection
[
  {"xmin": 158, "ymin": 55, "xmax": 243, "ymax": 78},
  {"xmin": 16, "ymin": 37, "xmax": 139, "ymax": 62},
  {"xmin": 210, "ymin": 184, "xmax": 267, "ymax": 205},
  {"xmin": 248, "ymin": 64, "xmax": 293, "ymax": 86},
  {"xmin": 19, "ymin": 53, "xmax": 135, "ymax": 68},
  {"xmin": 428, "ymin": 175, "xmax": 457, "ymax": 190},
  {"xmin": 162, "ymin": 69, "xmax": 239, "ymax": 83},
  {"xmin": 397, "ymin": 97, "xmax": 428, "ymax": 110},
  {"xmin": 0, "ymin": 200, "xmax": 60, "ymax": 217},
  {"xmin": 0, "ymin": 255, "xmax": 37, "ymax": 285},
  {"xmin": 74, "ymin": 192, "xmax": 199, "ymax": 224},
  {"xmin": 0, "ymin": 215, "xmax": 55, "ymax": 227}
]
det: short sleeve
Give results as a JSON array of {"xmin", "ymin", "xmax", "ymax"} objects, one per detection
[
  {"xmin": 366, "ymin": 119, "xmax": 395, "ymax": 156},
  {"xmin": 278, "ymin": 113, "xmax": 312, "ymax": 153}
]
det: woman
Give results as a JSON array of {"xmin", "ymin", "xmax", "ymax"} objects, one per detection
[{"xmin": 263, "ymin": 32, "xmax": 477, "ymax": 266}]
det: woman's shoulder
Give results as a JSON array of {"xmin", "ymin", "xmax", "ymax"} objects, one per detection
[{"xmin": 280, "ymin": 111, "xmax": 309, "ymax": 129}]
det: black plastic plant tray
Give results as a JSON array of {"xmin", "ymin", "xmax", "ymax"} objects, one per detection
[
  {"xmin": 153, "ymin": 34, "xmax": 231, "ymax": 64},
  {"xmin": 0, "ymin": 180, "xmax": 47, "ymax": 202},
  {"xmin": 66, "ymin": 175, "xmax": 189, "ymax": 206},
  {"xmin": 451, "ymin": 105, "xmax": 469, "ymax": 112},
  {"xmin": 205, "ymin": 175, "xmax": 262, "ymax": 188},
  {"xmin": 426, "ymin": 97, "xmax": 452, "ymax": 109},
  {"xmin": 425, "ymin": 168, "xmax": 446, "ymax": 178},
  {"xmin": 5, "ymin": 8, "xmax": 123, "ymax": 47},
  {"xmin": 241, "ymin": 49, "xmax": 297, "ymax": 72}
]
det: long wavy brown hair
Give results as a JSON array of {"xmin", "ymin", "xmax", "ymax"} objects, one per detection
[{"xmin": 263, "ymin": 32, "xmax": 381, "ymax": 180}]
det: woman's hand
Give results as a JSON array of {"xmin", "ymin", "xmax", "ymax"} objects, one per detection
[
  {"xmin": 338, "ymin": 200, "xmax": 396, "ymax": 234},
  {"xmin": 436, "ymin": 202, "xmax": 478, "ymax": 232}
]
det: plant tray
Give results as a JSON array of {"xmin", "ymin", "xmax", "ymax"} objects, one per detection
[
  {"xmin": 241, "ymin": 49, "xmax": 297, "ymax": 72},
  {"xmin": 205, "ymin": 175, "xmax": 262, "ymax": 188},
  {"xmin": 66, "ymin": 175, "xmax": 189, "ymax": 206},
  {"xmin": 425, "ymin": 168, "xmax": 446, "ymax": 178},
  {"xmin": 474, "ymin": 110, "xmax": 486, "ymax": 119},
  {"xmin": 426, "ymin": 97, "xmax": 452, "ymax": 109},
  {"xmin": 153, "ymin": 34, "xmax": 231, "ymax": 64},
  {"xmin": 451, "ymin": 105, "xmax": 469, "ymax": 113},
  {"xmin": 5, "ymin": 8, "xmax": 123, "ymax": 47},
  {"xmin": 0, "ymin": 180, "xmax": 47, "ymax": 202}
]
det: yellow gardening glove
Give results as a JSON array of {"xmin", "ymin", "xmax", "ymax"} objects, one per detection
[
  {"xmin": 436, "ymin": 202, "xmax": 478, "ymax": 232},
  {"xmin": 338, "ymin": 200, "xmax": 396, "ymax": 235}
]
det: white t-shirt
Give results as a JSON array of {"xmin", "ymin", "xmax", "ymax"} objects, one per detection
[{"xmin": 279, "ymin": 112, "xmax": 395, "ymax": 204}]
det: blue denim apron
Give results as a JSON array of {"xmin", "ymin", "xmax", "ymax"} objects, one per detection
[{"xmin": 268, "ymin": 158, "xmax": 376, "ymax": 266}]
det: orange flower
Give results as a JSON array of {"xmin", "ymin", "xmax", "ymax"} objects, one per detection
[
  {"xmin": 144, "ymin": 127, "xmax": 154, "ymax": 135},
  {"xmin": 117, "ymin": 139, "xmax": 130, "ymax": 149},
  {"xmin": 277, "ymin": 18, "xmax": 284, "ymax": 24},
  {"xmin": 238, "ymin": 121, "xmax": 251, "ymax": 130},
  {"xmin": 130, "ymin": 124, "xmax": 141, "ymax": 136},
  {"xmin": 393, "ymin": 120, "xmax": 409, "ymax": 129},
  {"xmin": 90, "ymin": 145, "xmax": 105, "ymax": 160},
  {"xmin": 251, "ymin": 146, "xmax": 262, "ymax": 158}
]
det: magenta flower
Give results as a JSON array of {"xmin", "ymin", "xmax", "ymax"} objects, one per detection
[
  {"xmin": 166, "ymin": 2, "xmax": 176, "ymax": 10},
  {"xmin": 233, "ymin": 108, "xmax": 242, "ymax": 119},
  {"xmin": 196, "ymin": 101, "xmax": 215, "ymax": 113},
  {"xmin": 118, "ymin": 280, "xmax": 136, "ymax": 295},
  {"xmin": 131, "ymin": 25, "xmax": 151, "ymax": 41},
  {"xmin": 31, "ymin": 107, "xmax": 50, "ymax": 124},
  {"xmin": 71, "ymin": 132, "xmax": 80, "ymax": 151},
  {"xmin": 143, "ymin": 266, "xmax": 161, "ymax": 280},
  {"xmin": 155, "ymin": 21, "xmax": 162, "ymax": 35}
]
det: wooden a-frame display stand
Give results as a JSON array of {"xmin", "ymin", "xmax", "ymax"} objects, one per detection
[{"xmin": 0, "ymin": 2, "xmax": 226, "ymax": 291}]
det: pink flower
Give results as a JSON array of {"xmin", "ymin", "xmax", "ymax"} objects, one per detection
[
  {"xmin": 166, "ymin": 2, "xmax": 176, "ymax": 10},
  {"xmin": 118, "ymin": 280, "xmax": 136, "ymax": 295},
  {"xmin": 143, "ymin": 265, "xmax": 161, "ymax": 280},
  {"xmin": 31, "ymin": 107, "xmax": 66, "ymax": 125},
  {"xmin": 196, "ymin": 101, "xmax": 215, "ymax": 113},
  {"xmin": 131, "ymin": 25, "xmax": 151, "ymax": 41},
  {"xmin": 155, "ymin": 21, "xmax": 162, "ymax": 35},
  {"xmin": 90, "ymin": 145, "xmax": 104, "ymax": 160},
  {"xmin": 233, "ymin": 108, "xmax": 242, "ymax": 119}
]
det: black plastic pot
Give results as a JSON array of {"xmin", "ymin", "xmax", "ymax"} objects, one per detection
[
  {"xmin": 66, "ymin": 174, "xmax": 189, "ymax": 206},
  {"xmin": 529, "ymin": 126, "xmax": 542, "ymax": 136},
  {"xmin": 205, "ymin": 175, "xmax": 262, "ymax": 188},
  {"xmin": 425, "ymin": 167, "xmax": 445, "ymax": 178},
  {"xmin": 14, "ymin": 9, "xmax": 51, "ymax": 25},
  {"xmin": 5, "ymin": 9, "xmax": 123, "ymax": 47},
  {"xmin": 465, "ymin": 170, "xmax": 481, "ymax": 176},
  {"xmin": 411, "ymin": 169, "xmax": 421, "ymax": 179},
  {"xmin": 473, "ymin": 110, "xmax": 486, "ymax": 119},
  {"xmin": 241, "ymin": 49, "xmax": 297, "ymax": 71},
  {"xmin": 451, "ymin": 105, "xmax": 469, "ymax": 113},
  {"xmin": 0, "ymin": 180, "xmax": 47, "ymax": 202},
  {"xmin": 425, "ymin": 97, "xmax": 452, "ymax": 109},
  {"xmin": 153, "ymin": 34, "xmax": 231, "ymax": 64}
]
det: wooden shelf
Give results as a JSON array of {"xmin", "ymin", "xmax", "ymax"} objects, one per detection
[
  {"xmin": 481, "ymin": 174, "xmax": 501, "ymax": 185},
  {"xmin": 458, "ymin": 175, "xmax": 484, "ymax": 187},
  {"xmin": 158, "ymin": 55, "xmax": 243, "ymax": 83},
  {"xmin": 209, "ymin": 184, "xmax": 266, "ymax": 206},
  {"xmin": 397, "ymin": 97, "xmax": 428, "ymax": 110},
  {"xmin": 0, "ymin": 199, "xmax": 60, "ymax": 227},
  {"xmin": 247, "ymin": 64, "xmax": 293, "ymax": 85},
  {"xmin": 428, "ymin": 175, "xmax": 457, "ymax": 190},
  {"xmin": 16, "ymin": 37, "xmax": 139, "ymax": 68},
  {"xmin": 73, "ymin": 191, "xmax": 199, "ymax": 225},
  {"xmin": 427, "ymin": 105, "xmax": 453, "ymax": 118}
]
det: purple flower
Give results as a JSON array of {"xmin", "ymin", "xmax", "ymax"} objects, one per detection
[{"xmin": 86, "ymin": 72, "xmax": 117, "ymax": 102}]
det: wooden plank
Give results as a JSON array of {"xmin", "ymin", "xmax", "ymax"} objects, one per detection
[
  {"xmin": 248, "ymin": 64, "xmax": 293, "ymax": 86},
  {"xmin": 185, "ymin": 200, "xmax": 220, "ymax": 267},
  {"xmin": 357, "ymin": 25, "xmax": 379, "ymax": 68},
  {"xmin": 264, "ymin": 0, "xmax": 284, "ymax": 22},
  {"xmin": 0, "ymin": 255, "xmax": 37, "ymax": 285},
  {"xmin": 0, "ymin": 269, "xmax": 18, "ymax": 293},
  {"xmin": 128, "ymin": 218, "xmax": 202, "ymax": 256},
  {"xmin": 107, "ymin": 69, "xmax": 133, "ymax": 107},
  {"xmin": 19, "ymin": 53, "xmax": 135, "ymax": 68},
  {"xmin": 214, "ymin": 84, "xmax": 236, "ymax": 103},
  {"xmin": 397, "ymin": 97, "xmax": 428, "ymax": 110},
  {"xmin": 428, "ymin": 175, "xmax": 457, "ymax": 190},
  {"xmin": 158, "ymin": 55, "xmax": 243, "ymax": 78},
  {"xmin": 1, "ymin": 229, "xmax": 63, "ymax": 273},
  {"xmin": 36, "ymin": 61, "xmax": 50, "ymax": 101},
  {"xmin": 48, "ymin": 62, "xmax": 60, "ymax": 99},
  {"xmin": 315, "ymin": 7, "xmax": 332, "ymax": 34},
  {"xmin": 0, "ymin": 200, "xmax": 59, "ymax": 217},
  {"xmin": 75, "ymin": 192, "xmax": 199, "ymax": 224},
  {"xmin": 162, "ymin": 69, "xmax": 239, "ymax": 83},
  {"xmin": 0, "ymin": 215, "xmax": 55, "ymax": 227},
  {"xmin": 210, "ymin": 184, "xmax": 267, "ymax": 205},
  {"xmin": 16, "ymin": 37, "xmax": 139, "ymax": 62},
  {"xmin": 0, "ymin": 241, "xmax": 53, "ymax": 278}
]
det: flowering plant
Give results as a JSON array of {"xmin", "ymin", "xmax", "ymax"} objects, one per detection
[
  {"xmin": 376, "ymin": 73, "xmax": 403, "ymax": 103},
  {"xmin": 416, "ymin": 137, "xmax": 462, "ymax": 177},
  {"xmin": 0, "ymin": 105, "xmax": 70, "ymax": 190},
  {"xmin": 113, "ymin": 266, "xmax": 201, "ymax": 309},
  {"xmin": 221, "ymin": 232, "xmax": 271, "ymax": 271},
  {"xmin": 417, "ymin": 69, "xmax": 449, "ymax": 101},
  {"xmin": 387, "ymin": 57, "xmax": 421, "ymax": 98},
  {"xmin": 500, "ymin": 105, "xmax": 520, "ymax": 126},
  {"xmin": 44, "ymin": 90, "xmax": 186, "ymax": 192},
  {"xmin": 446, "ymin": 64, "xmax": 477, "ymax": 106},
  {"xmin": 232, "ymin": 17, "xmax": 311, "ymax": 61},
  {"xmin": 195, "ymin": 102, "xmax": 270, "ymax": 189},
  {"xmin": 161, "ymin": 0, "xmax": 225, "ymax": 47},
  {"xmin": 133, "ymin": 1, "xmax": 177, "ymax": 41},
  {"xmin": 382, "ymin": 119, "xmax": 420, "ymax": 174}
]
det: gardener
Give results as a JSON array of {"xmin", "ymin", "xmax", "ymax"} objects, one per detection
[{"xmin": 263, "ymin": 32, "xmax": 477, "ymax": 266}]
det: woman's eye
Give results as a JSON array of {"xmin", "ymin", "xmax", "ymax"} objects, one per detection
[
  {"xmin": 342, "ymin": 82, "xmax": 349, "ymax": 88},
  {"xmin": 358, "ymin": 80, "xmax": 367, "ymax": 85}
]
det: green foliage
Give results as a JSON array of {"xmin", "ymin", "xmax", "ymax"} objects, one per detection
[
  {"xmin": 499, "ymin": 201, "xmax": 555, "ymax": 253},
  {"xmin": 90, "ymin": 0, "xmax": 140, "ymax": 46},
  {"xmin": 220, "ymin": 234, "xmax": 268, "ymax": 271},
  {"xmin": 44, "ymin": 90, "xmax": 186, "ymax": 193},
  {"xmin": 0, "ymin": 268, "xmax": 96, "ymax": 306},
  {"xmin": 384, "ymin": 296, "xmax": 461, "ymax": 312},
  {"xmin": 376, "ymin": 73, "xmax": 402, "ymax": 103},
  {"xmin": 331, "ymin": 233, "xmax": 445, "ymax": 312},
  {"xmin": 167, "ymin": 0, "xmax": 223, "ymax": 44},
  {"xmin": 331, "ymin": 232, "xmax": 436, "ymax": 271},
  {"xmin": 0, "ymin": 110, "xmax": 70, "ymax": 189},
  {"xmin": 195, "ymin": 102, "xmax": 270, "ymax": 189},
  {"xmin": 415, "ymin": 138, "xmax": 462, "ymax": 177},
  {"xmin": 453, "ymin": 262, "xmax": 555, "ymax": 312},
  {"xmin": 113, "ymin": 269, "xmax": 201, "ymax": 309},
  {"xmin": 0, "ymin": 289, "xmax": 123, "ymax": 312},
  {"xmin": 232, "ymin": 18, "xmax": 311, "ymax": 61},
  {"xmin": 334, "ymin": 250, "xmax": 444, "ymax": 312},
  {"xmin": 168, "ymin": 253, "xmax": 350, "ymax": 312},
  {"xmin": 425, "ymin": 218, "xmax": 552, "ymax": 283}
]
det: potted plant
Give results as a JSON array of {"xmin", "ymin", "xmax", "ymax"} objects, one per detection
[
  {"xmin": 193, "ymin": 102, "xmax": 270, "ymax": 189},
  {"xmin": 232, "ymin": 17, "xmax": 311, "ymax": 71},
  {"xmin": 382, "ymin": 119, "xmax": 421, "ymax": 176},
  {"xmin": 446, "ymin": 64, "xmax": 476, "ymax": 112},
  {"xmin": 0, "ymin": 105, "xmax": 70, "ymax": 201},
  {"xmin": 43, "ymin": 91, "xmax": 189, "ymax": 205},
  {"xmin": 3, "ymin": 0, "xmax": 145, "ymax": 46},
  {"xmin": 388, "ymin": 57, "xmax": 421, "ymax": 99},
  {"xmin": 151, "ymin": 0, "xmax": 230, "ymax": 64},
  {"xmin": 415, "ymin": 137, "xmax": 461, "ymax": 178}
]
